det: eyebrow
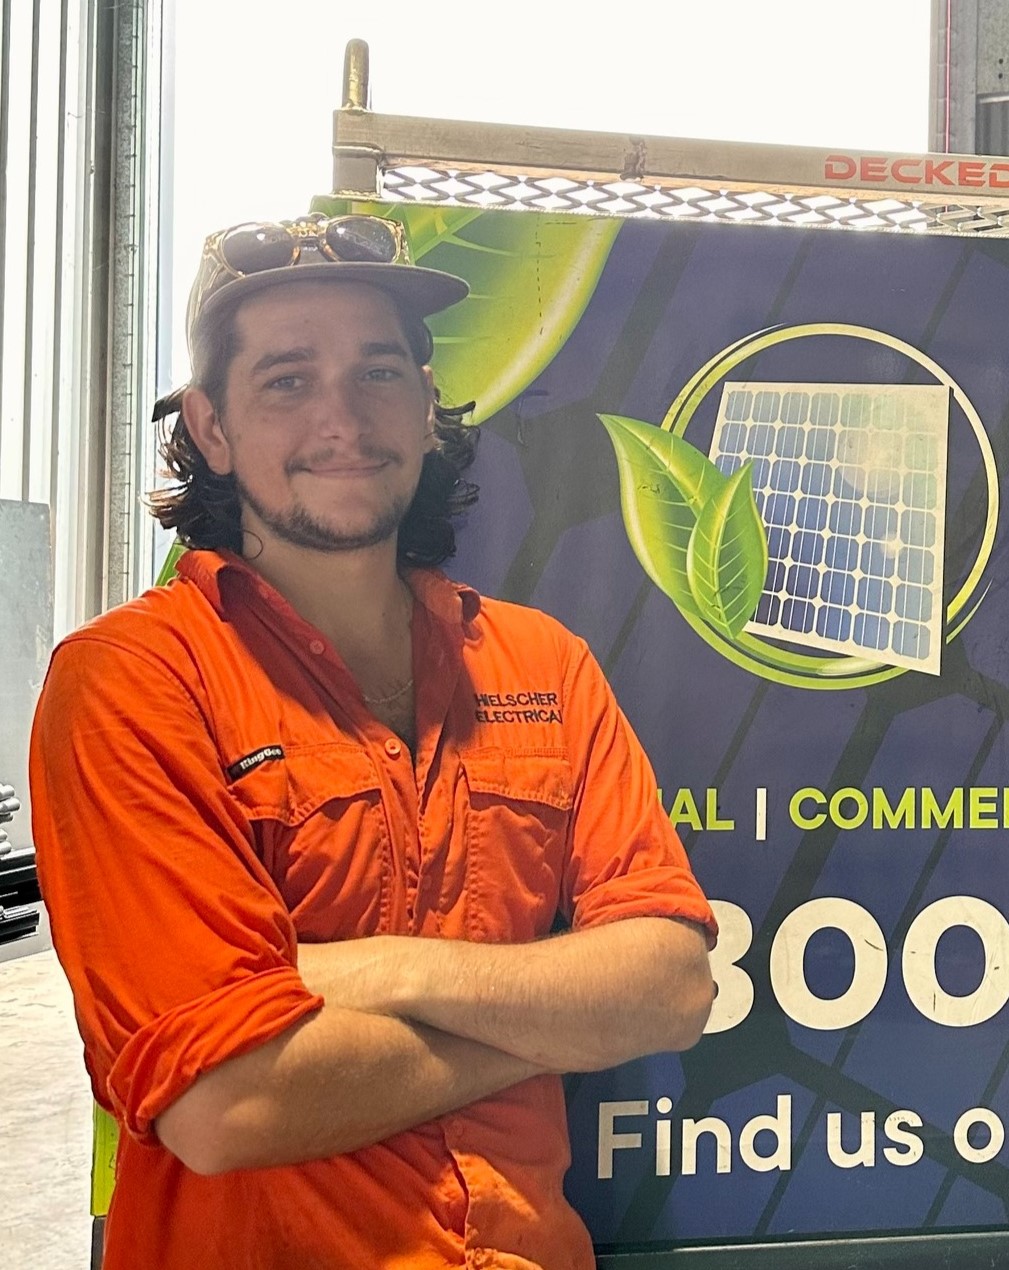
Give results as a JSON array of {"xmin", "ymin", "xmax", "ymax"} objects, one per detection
[
  {"xmin": 251, "ymin": 347, "xmax": 316, "ymax": 375},
  {"xmin": 250, "ymin": 340, "xmax": 411, "ymax": 376},
  {"xmin": 360, "ymin": 340, "xmax": 411, "ymax": 360}
]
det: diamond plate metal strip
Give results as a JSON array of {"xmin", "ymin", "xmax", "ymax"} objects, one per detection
[{"xmin": 379, "ymin": 164, "xmax": 1009, "ymax": 235}]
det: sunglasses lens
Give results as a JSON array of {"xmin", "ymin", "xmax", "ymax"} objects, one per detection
[
  {"xmin": 220, "ymin": 224, "xmax": 295, "ymax": 274},
  {"xmin": 324, "ymin": 217, "xmax": 399, "ymax": 264}
]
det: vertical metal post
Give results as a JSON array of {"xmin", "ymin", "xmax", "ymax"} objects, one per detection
[
  {"xmin": 101, "ymin": 0, "xmax": 163, "ymax": 612},
  {"xmin": 930, "ymin": 0, "xmax": 979, "ymax": 154},
  {"xmin": 80, "ymin": 0, "xmax": 114, "ymax": 621},
  {"xmin": 332, "ymin": 38, "xmax": 381, "ymax": 198},
  {"xmin": 156, "ymin": 0, "xmax": 177, "ymax": 396},
  {"xmin": 343, "ymin": 37, "xmax": 370, "ymax": 110},
  {"xmin": 0, "ymin": 0, "xmax": 13, "ymax": 480},
  {"xmin": 20, "ymin": 0, "xmax": 42, "ymax": 503},
  {"xmin": 48, "ymin": 0, "xmax": 70, "ymax": 518},
  {"xmin": 930, "ymin": 1, "xmax": 1009, "ymax": 163},
  {"xmin": 12, "ymin": 0, "xmax": 118, "ymax": 637},
  {"xmin": 974, "ymin": 0, "xmax": 1009, "ymax": 155}
]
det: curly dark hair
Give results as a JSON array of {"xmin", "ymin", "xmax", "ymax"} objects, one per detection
[{"xmin": 147, "ymin": 291, "xmax": 479, "ymax": 567}]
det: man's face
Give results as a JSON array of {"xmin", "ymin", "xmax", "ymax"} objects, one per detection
[{"xmin": 190, "ymin": 280, "xmax": 436, "ymax": 554}]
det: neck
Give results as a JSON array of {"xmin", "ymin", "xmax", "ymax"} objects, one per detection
[{"xmin": 243, "ymin": 532, "xmax": 410, "ymax": 664}]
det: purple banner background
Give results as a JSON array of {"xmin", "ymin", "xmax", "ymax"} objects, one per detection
[{"xmin": 443, "ymin": 215, "xmax": 1009, "ymax": 1248}]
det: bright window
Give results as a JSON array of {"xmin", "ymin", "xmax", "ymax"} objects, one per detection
[{"xmin": 157, "ymin": 0, "xmax": 932, "ymax": 573}]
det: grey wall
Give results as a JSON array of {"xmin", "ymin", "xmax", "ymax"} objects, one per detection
[
  {"xmin": 930, "ymin": 0, "xmax": 1009, "ymax": 155},
  {"xmin": 0, "ymin": 499, "xmax": 53, "ymax": 851}
]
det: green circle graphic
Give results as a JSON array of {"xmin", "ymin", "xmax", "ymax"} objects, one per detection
[{"xmin": 659, "ymin": 323, "xmax": 999, "ymax": 690}]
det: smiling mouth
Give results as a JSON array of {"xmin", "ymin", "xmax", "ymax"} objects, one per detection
[
  {"xmin": 307, "ymin": 463, "xmax": 386, "ymax": 475},
  {"xmin": 291, "ymin": 459, "xmax": 392, "ymax": 478}
]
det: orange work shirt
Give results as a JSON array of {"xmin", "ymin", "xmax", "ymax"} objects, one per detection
[{"xmin": 31, "ymin": 549, "xmax": 716, "ymax": 1270}]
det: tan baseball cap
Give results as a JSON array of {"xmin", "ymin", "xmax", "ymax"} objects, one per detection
[{"xmin": 152, "ymin": 212, "xmax": 468, "ymax": 421}]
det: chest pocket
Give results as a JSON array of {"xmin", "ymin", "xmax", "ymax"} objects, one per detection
[
  {"xmin": 226, "ymin": 744, "xmax": 388, "ymax": 938},
  {"xmin": 458, "ymin": 747, "xmax": 573, "ymax": 943}
]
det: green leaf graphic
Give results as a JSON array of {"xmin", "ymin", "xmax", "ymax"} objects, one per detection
[
  {"xmin": 312, "ymin": 195, "xmax": 620, "ymax": 422},
  {"xmin": 598, "ymin": 414, "xmax": 726, "ymax": 617},
  {"xmin": 155, "ymin": 538, "xmax": 188, "ymax": 586},
  {"xmin": 686, "ymin": 463, "xmax": 769, "ymax": 638}
]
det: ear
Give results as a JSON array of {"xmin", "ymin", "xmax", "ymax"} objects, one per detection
[
  {"xmin": 421, "ymin": 367, "xmax": 438, "ymax": 451},
  {"xmin": 182, "ymin": 387, "xmax": 233, "ymax": 475}
]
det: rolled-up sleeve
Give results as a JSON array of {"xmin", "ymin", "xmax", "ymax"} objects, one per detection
[
  {"xmin": 560, "ymin": 639, "xmax": 718, "ymax": 943},
  {"xmin": 30, "ymin": 636, "xmax": 323, "ymax": 1144}
]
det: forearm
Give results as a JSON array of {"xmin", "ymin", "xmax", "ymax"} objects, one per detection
[
  {"xmin": 403, "ymin": 918, "xmax": 712, "ymax": 1070},
  {"xmin": 155, "ymin": 1003, "xmax": 542, "ymax": 1175},
  {"xmin": 301, "ymin": 917, "xmax": 714, "ymax": 1073}
]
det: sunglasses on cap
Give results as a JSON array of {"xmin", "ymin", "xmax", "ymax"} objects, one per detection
[
  {"xmin": 209, "ymin": 214, "xmax": 409, "ymax": 280},
  {"xmin": 185, "ymin": 214, "xmax": 414, "ymax": 332},
  {"xmin": 187, "ymin": 210, "xmax": 467, "ymax": 343}
]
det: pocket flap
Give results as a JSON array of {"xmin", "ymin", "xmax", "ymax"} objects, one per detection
[
  {"xmin": 227, "ymin": 743, "xmax": 380, "ymax": 825},
  {"xmin": 460, "ymin": 747, "xmax": 573, "ymax": 811}
]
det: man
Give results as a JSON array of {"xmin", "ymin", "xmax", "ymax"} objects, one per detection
[{"xmin": 31, "ymin": 212, "xmax": 716, "ymax": 1269}]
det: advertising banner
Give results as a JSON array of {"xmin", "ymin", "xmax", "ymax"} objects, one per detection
[{"xmin": 311, "ymin": 198, "xmax": 1009, "ymax": 1253}]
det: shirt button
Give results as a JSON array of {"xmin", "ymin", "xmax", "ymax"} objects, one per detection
[
  {"xmin": 384, "ymin": 738, "xmax": 402, "ymax": 758},
  {"xmin": 308, "ymin": 639, "xmax": 325, "ymax": 655}
]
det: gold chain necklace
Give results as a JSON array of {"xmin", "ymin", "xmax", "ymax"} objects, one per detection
[{"xmin": 362, "ymin": 677, "xmax": 414, "ymax": 706}]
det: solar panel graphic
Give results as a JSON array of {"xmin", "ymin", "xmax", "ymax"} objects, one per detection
[{"xmin": 709, "ymin": 383, "xmax": 950, "ymax": 675}]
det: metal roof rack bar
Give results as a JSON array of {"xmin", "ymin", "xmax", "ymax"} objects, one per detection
[{"xmin": 332, "ymin": 41, "xmax": 1009, "ymax": 235}]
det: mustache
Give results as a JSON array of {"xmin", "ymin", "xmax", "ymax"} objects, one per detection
[{"xmin": 285, "ymin": 445, "xmax": 402, "ymax": 476}]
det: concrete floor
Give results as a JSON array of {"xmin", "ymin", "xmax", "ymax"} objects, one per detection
[{"xmin": 0, "ymin": 937, "xmax": 94, "ymax": 1269}]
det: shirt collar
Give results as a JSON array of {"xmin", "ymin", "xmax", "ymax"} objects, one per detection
[
  {"xmin": 405, "ymin": 563, "xmax": 482, "ymax": 624},
  {"xmin": 176, "ymin": 548, "xmax": 482, "ymax": 626}
]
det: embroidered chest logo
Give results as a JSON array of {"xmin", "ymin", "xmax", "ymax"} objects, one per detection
[
  {"xmin": 474, "ymin": 692, "xmax": 563, "ymax": 725},
  {"xmin": 226, "ymin": 745, "xmax": 285, "ymax": 781}
]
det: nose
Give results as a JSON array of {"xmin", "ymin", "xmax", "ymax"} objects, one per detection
[{"xmin": 312, "ymin": 376, "xmax": 371, "ymax": 442}]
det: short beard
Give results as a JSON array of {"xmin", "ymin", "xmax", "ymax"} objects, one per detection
[{"xmin": 235, "ymin": 474, "xmax": 411, "ymax": 553}]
